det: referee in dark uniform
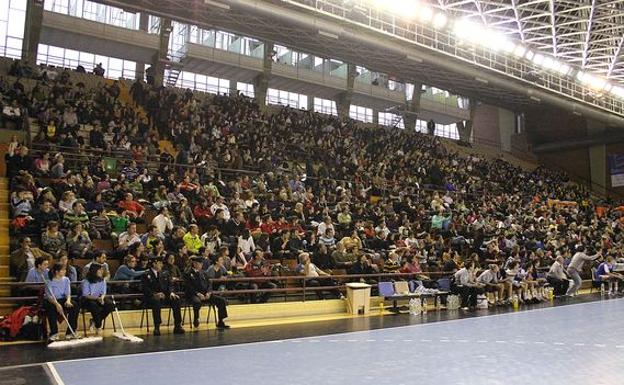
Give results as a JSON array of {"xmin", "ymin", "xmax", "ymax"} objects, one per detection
[
  {"xmin": 142, "ymin": 256, "xmax": 185, "ymax": 336},
  {"xmin": 184, "ymin": 256, "xmax": 230, "ymax": 329}
]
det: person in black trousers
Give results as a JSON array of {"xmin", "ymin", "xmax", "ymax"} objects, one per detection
[
  {"xmin": 80, "ymin": 263, "xmax": 113, "ymax": 335},
  {"xmin": 142, "ymin": 256, "xmax": 185, "ymax": 336},
  {"xmin": 183, "ymin": 256, "xmax": 230, "ymax": 329},
  {"xmin": 451, "ymin": 262, "xmax": 485, "ymax": 310}
]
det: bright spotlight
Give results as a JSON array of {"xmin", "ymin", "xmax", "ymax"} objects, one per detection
[
  {"xmin": 513, "ymin": 45, "xmax": 526, "ymax": 57},
  {"xmin": 418, "ymin": 6, "xmax": 434, "ymax": 22},
  {"xmin": 502, "ymin": 40, "xmax": 516, "ymax": 53},
  {"xmin": 576, "ymin": 71, "xmax": 585, "ymax": 81},
  {"xmin": 532, "ymin": 53, "xmax": 545, "ymax": 65},
  {"xmin": 432, "ymin": 13, "xmax": 447, "ymax": 29},
  {"xmin": 524, "ymin": 50, "xmax": 534, "ymax": 61},
  {"xmin": 541, "ymin": 56, "xmax": 554, "ymax": 69},
  {"xmin": 557, "ymin": 64, "xmax": 571, "ymax": 75}
]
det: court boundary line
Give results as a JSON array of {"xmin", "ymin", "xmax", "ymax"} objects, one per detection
[
  {"xmin": 47, "ymin": 297, "xmax": 623, "ymax": 367},
  {"xmin": 45, "ymin": 362, "xmax": 66, "ymax": 385}
]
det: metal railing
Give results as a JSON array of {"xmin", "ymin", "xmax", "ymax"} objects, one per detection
[{"xmin": 283, "ymin": 0, "xmax": 624, "ymax": 117}]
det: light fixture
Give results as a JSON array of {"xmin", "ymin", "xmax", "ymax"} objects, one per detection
[
  {"xmin": 532, "ymin": 53, "xmax": 545, "ymax": 65},
  {"xmin": 524, "ymin": 50, "xmax": 535, "ymax": 61},
  {"xmin": 513, "ymin": 45, "xmax": 526, "ymax": 57},
  {"xmin": 432, "ymin": 13, "xmax": 447, "ymax": 29},
  {"xmin": 418, "ymin": 6, "xmax": 434, "ymax": 22}
]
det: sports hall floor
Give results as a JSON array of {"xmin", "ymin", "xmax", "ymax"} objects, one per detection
[{"xmin": 1, "ymin": 294, "xmax": 622, "ymax": 385}]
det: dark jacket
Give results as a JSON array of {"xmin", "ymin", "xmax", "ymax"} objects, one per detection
[
  {"xmin": 141, "ymin": 268, "xmax": 174, "ymax": 298},
  {"xmin": 184, "ymin": 268, "xmax": 211, "ymax": 297}
]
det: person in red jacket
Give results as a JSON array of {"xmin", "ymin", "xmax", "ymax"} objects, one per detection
[
  {"xmin": 193, "ymin": 199, "xmax": 212, "ymax": 230},
  {"xmin": 243, "ymin": 250, "xmax": 277, "ymax": 303},
  {"xmin": 118, "ymin": 193, "xmax": 144, "ymax": 220}
]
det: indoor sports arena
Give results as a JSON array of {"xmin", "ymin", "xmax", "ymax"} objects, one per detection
[{"xmin": 2, "ymin": 1, "xmax": 624, "ymax": 384}]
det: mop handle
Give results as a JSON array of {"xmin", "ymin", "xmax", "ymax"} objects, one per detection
[
  {"xmin": 39, "ymin": 272, "xmax": 79, "ymax": 338},
  {"xmin": 110, "ymin": 295, "xmax": 127, "ymax": 335}
]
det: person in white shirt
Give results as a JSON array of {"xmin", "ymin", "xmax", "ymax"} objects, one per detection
[
  {"xmin": 152, "ymin": 206, "xmax": 173, "ymax": 237},
  {"xmin": 452, "ymin": 262, "xmax": 485, "ymax": 310},
  {"xmin": 546, "ymin": 255, "xmax": 569, "ymax": 296},
  {"xmin": 316, "ymin": 216, "xmax": 334, "ymax": 236},
  {"xmin": 237, "ymin": 229, "xmax": 256, "ymax": 259},
  {"xmin": 296, "ymin": 252, "xmax": 341, "ymax": 300},
  {"xmin": 210, "ymin": 196, "xmax": 230, "ymax": 221},
  {"xmin": 565, "ymin": 246, "xmax": 600, "ymax": 296},
  {"xmin": 117, "ymin": 223, "xmax": 142, "ymax": 251},
  {"xmin": 477, "ymin": 264, "xmax": 505, "ymax": 305}
]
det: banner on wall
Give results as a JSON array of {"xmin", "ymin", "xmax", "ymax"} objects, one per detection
[{"xmin": 608, "ymin": 154, "xmax": 624, "ymax": 187}]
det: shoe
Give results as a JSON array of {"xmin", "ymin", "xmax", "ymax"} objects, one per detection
[
  {"xmin": 173, "ymin": 326, "xmax": 186, "ymax": 334},
  {"xmin": 193, "ymin": 319, "xmax": 200, "ymax": 328},
  {"xmin": 49, "ymin": 333, "xmax": 60, "ymax": 342},
  {"xmin": 65, "ymin": 333, "xmax": 79, "ymax": 340},
  {"xmin": 89, "ymin": 319, "xmax": 95, "ymax": 332},
  {"xmin": 153, "ymin": 328, "xmax": 161, "ymax": 336},
  {"xmin": 216, "ymin": 322, "xmax": 230, "ymax": 329},
  {"xmin": 95, "ymin": 328, "xmax": 102, "ymax": 336}
]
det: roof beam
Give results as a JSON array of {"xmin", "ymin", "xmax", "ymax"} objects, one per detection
[
  {"xmin": 548, "ymin": 0, "xmax": 558, "ymax": 56},
  {"xmin": 582, "ymin": 0, "xmax": 597, "ymax": 68},
  {"xmin": 607, "ymin": 34, "xmax": 624, "ymax": 78},
  {"xmin": 510, "ymin": 0, "xmax": 525, "ymax": 42}
]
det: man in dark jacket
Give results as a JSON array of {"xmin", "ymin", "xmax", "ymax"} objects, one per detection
[
  {"xmin": 142, "ymin": 256, "xmax": 184, "ymax": 336},
  {"xmin": 184, "ymin": 256, "xmax": 229, "ymax": 329}
]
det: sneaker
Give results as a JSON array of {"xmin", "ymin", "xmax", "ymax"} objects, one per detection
[
  {"xmin": 65, "ymin": 333, "xmax": 79, "ymax": 340},
  {"xmin": 153, "ymin": 328, "xmax": 161, "ymax": 336},
  {"xmin": 173, "ymin": 326, "xmax": 186, "ymax": 334},
  {"xmin": 89, "ymin": 319, "xmax": 95, "ymax": 332},
  {"xmin": 193, "ymin": 319, "xmax": 200, "ymax": 328},
  {"xmin": 95, "ymin": 328, "xmax": 102, "ymax": 336},
  {"xmin": 49, "ymin": 333, "xmax": 60, "ymax": 342}
]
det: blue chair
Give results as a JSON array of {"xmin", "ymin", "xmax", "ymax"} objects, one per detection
[
  {"xmin": 378, "ymin": 281, "xmax": 395, "ymax": 297},
  {"xmin": 437, "ymin": 278, "xmax": 451, "ymax": 292}
]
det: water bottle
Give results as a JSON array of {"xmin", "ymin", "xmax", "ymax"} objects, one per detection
[
  {"xmin": 601, "ymin": 284, "xmax": 606, "ymax": 295},
  {"xmin": 512, "ymin": 295, "xmax": 519, "ymax": 310},
  {"xmin": 422, "ymin": 298, "xmax": 427, "ymax": 314},
  {"xmin": 379, "ymin": 301, "xmax": 385, "ymax": 314}
]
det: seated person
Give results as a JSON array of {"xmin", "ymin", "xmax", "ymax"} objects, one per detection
[
  {"xmin": 118, "ymin": 193, "xmax": 144, "ymax": 220},
  {"xmin": 112, "ymin": 255, "xmax": 146, "ymax": 294},
  {"xmin": 80, "ymin": 263, "xmax": 113, "ymax": 335},
  {"xmin": 141, "ymin": 256, "xmax": 185, "ymax": 336},
  {"xmin": 184, "ymin": 256, "xmax": 229, "ymax": 329},
  {"xmin": 43, "ymin": 262, "xmax": 80, "ymax": 341},
  {"xmin": 244, "ymin": 250, "xmax": 277, "ymax": 304},
  {"xmin": 452, "ymin": 262, "xmax": 485, "ymax": 310},
  {"xmin": 596, "ymin": 256, "xmax": 623, "ymax": 295},
  {"xmin": 296, "ymin": 252, "xmax": 342, "ymax": 300},
  {"xmin": 477, "ymin": 264, "xmax": 506, "ymax": 305},
  {"xmin": 546, "ymin": 255, "xmax": 569, "ymax": 297}
]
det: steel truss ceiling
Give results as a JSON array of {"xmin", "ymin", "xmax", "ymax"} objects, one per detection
[{"xmin": 433, "ymin": 0, "xmax": 624, "ymax": 84}]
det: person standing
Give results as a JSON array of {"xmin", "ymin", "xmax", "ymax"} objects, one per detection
[
  {"xmin": 142, "ymin": 256, "xmax": 185, "ymax": 336},
  {"xmin": 565, "ymin": 246, "xmax": 600, "ymax": 297},
  {"xmin": 183, "ymin": 256, "xmax": 229, "ymax": 329}
]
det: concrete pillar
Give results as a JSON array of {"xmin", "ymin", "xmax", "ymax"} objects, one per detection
[
  {"xmin": 307, "ymin": 94, "xmax": 315, "ymax": 111},
  {"xmin": 335, "ymin": 64, "xmax": 356, "ymax": 120},
  {"xmin": 229, "ymin": 78, "xmax": 238, "ymax": 96},
  {"xmin": 253, "ymin": 41, "xmax": 273, "ymax": 108},
  {"xmin": 458, "ymin": 98, "xmax": 477, "ymax": 142},
  {"xmin": 21, "ymin": 0, "xmax": 44, "ymax": 65},
  {"xmin": 135, "ymin": 12, "xmax": 150, "ymax": 80},
  {"xmin": 588, "ymin": 119, "xmax": 607, "ymax": 195},
  {"xmin": 152, "ymin": 18, "xmax": 172, "ymax": 87},
  {"xmin": 372, "ymin": 109, "xmax": 379, "ymax": 125},
  {"xmin": 403, "ymin": 82, "xmax": 422, "ymax": 131}
]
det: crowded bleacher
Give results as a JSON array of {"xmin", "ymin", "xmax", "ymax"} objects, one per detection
[{"xmin": 4, "ymin": 57, "xmax": 624, "ymax": 321}]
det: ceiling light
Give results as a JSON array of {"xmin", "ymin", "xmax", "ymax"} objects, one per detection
[
  {"xmin": 524, "ymin": 50, "xmax": 534, "ymax": 61},
  {"xmin": 418, "ymin": 6, "xmax": 434, "ymax": 22},
  {"xmin": 532, "ymin": 53, "xmax": 545, "ymax": 65},
  {"xmin": 432, "ymin": 13, "xmax": 447, "ymax": 29},
  {"xmin": 513, "ymin": 45, "xmax": 526, "ymax": 57}
]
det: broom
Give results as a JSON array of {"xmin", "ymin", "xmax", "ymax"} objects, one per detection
[
  {"xmin": 110, "ymin": 295, "xmax": 143, "ymax": 343},
  {"xmin": 41, "ymin": 274, "xmax": 103, "ymax": 349}
]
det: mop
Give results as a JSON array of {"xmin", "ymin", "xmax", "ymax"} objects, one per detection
[
  {"xmin": 40, "ymin": 274, "xmax": 103, "ymax": 348},
  {"xmin": 111, "ymin": 295, "xmax": 143, "ymax": 343}
]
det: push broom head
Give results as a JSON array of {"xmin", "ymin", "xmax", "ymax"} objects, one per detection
[
  {"xmin": 112, "ymin": 331, "xmax": 143, "ymax": 343},
  {"xmin": 47, "ymin": 336, "xmax": 103, "ymax": 349}
]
